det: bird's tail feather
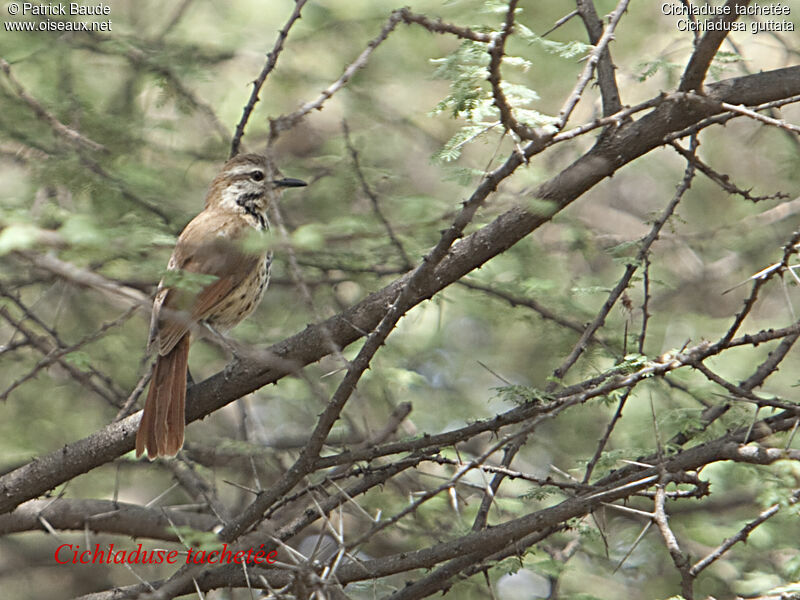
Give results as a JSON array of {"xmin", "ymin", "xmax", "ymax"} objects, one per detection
[{"xmin": 135, "ymin": 334, "xmax": 189, "ymax": 459}]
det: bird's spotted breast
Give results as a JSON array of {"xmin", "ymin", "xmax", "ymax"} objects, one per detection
[{"xmin": 206, "ymin": 254, "xmax": 270, "ymax": 331}]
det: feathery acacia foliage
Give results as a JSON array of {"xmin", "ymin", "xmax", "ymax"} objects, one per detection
[{"xmin": 1, "ymin": 1, "xmax": 800, "ymax": 599}]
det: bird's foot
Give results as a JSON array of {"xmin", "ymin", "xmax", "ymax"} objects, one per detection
[{"xmin": 223, "ymin": 355, "xmax": 241, "ymax": 381}]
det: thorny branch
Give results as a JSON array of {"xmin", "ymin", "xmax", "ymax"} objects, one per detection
[
  {"xmin": 269, "ymin": 7, "xmax": 406, "ymax": 142},
  {"xmin": 690, "ymin": 489, "xmax": 800, "ymax": 577},
  {"xmin": 654, "ymin": 484, "xmax": 694, "ymax": 598},
  {"xmin": 678, "ymin": 0, "xmax": 751, "ymax": 92},
  {"xmin": 342, "ymin": 120, "xmax": 412, "ymax": 269},
  {"xmin": 576, "ymin": 0, "xmax": 623, "ymax": 117},
  {"xmin": 3, "ymin": 2, "xmax": 800, "ymax": 599},
  {"xmin": 549, "ymin": 138, "xmax": 696, "ymax": 386},
  {"xmin": 555, "ymin": 0, "xmax": 630, "ymax": 130},
  {"xmin": 230, "ymin": 0, "xmax": 309, "ymax": 157},
  {"xmin": 487, "ymin": 0, "xmax": 541, "ymax": 141},
  {"xmin": 671, "ymin": 140, "xmax": 790, "ymax": 202},
  {"xmin": 0, "ymin": 58, "xmax": 107, "ymax": 153}
]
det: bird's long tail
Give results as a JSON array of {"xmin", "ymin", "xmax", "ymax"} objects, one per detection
[{"xmin": 135, "ymin": 334, "xmax": 189, "ymax": 459}]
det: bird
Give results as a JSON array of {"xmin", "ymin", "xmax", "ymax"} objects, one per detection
[{"xmin": 135, "ymin": 153, "xmax": 306, "ymax": 459}]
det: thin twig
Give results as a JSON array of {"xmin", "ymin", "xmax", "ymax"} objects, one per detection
[
  {"xmin": 0, "ymin": 307, "xmax": 120, "ymax": 405},
  {"xmin": 582, "ymin": 387, "xmax": 633, "ymax": 483},
  {"xmin": 541, "ymin": 9, "xmax": 579, "ymax": 37},
  {"xmin": 690, "ymin": 488, "xmax": 800, "ymax": 576},
  {"xmin": 664, "ymin": 93, "xmax": 800, "ymax": 142},
  {"xmin": 671, "ymin": 140, "xmax": 789, "ymax": 202},
  {"xmin": 719, "ymin": 99, "xmax": 800, "ymax": 134},
  {"xmin": 653, "ymin": 485, "xmax": 694, "ymax": 598},
  {"xmin": 457, "ymin": 280, "xmax": 571, "ymax": 330},
  {"xmin": 0, "ymin": 305, "xmax": 135, "ymax": 402},
  {"xmin": 549, "ymin": 141, "xmax": 695, "ymax": 386},
  {"xmin": 486, "ymin": 0, "xmax": 540, "ymax": 141},
  {"xmin": 555, "ymin": 0, "xmax": 630, "ymax": 130},
  {"xmin": 639, "ymin": 255, "xmax": 651, "ymax": 353},
  {"xmin": 269, "ymin": 8, "xmax": 404, "ymax": 142},
  {"xmin": 0, "ymin": 58, "xmax": 107, "ymax": 153},
  {"xmin": 551, "ymin": 94, "xmax": 666, "ymax": 143},
  {"xmin": 398, "ymin": 9, "xmax": 492, "ymax": 42},
  {"xmin": 576, "ymin": 0, "xmax": 623, "ymax": 117},
  {"xmin": 230, "ymin": 0, "xmax": 309, "ymax": 157},
  {"xmin": 342, "ymin": 120, "xmax": 412, "ymax": 269}
]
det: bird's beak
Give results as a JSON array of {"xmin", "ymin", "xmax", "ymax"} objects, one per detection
[{"xmin": 274, "ymin": 177, "xmax": 307, "ymax": 188}]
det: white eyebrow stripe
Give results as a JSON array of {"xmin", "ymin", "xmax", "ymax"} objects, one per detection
[{"xmin": 225, "ymin": 164, "xmax": 263, "ymax": 177}]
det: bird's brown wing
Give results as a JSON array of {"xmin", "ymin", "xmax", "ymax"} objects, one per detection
[{"xmin": 153, "ymin": 216, "xmax": 259, "ymax": 355}]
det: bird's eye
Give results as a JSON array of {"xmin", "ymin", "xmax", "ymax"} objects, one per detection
[{"xmin": 250, "ymin": 170, "xmax": 265, "ymax": 182}]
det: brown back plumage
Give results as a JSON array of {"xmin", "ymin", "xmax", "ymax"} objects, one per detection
[{"xmin": 135, "ymin": 154, "xmax": 305, "ymax": 459}]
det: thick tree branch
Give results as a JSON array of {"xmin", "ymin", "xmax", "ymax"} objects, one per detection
[
  {"xmin": 576, "ymin": 0, "xmax": 623, "ymax": 116},
  {"xmin": 0, "ymin": 498, "xmax": 219, "ymax": 540},
  {"xmin": 1, "ymin": 66, "xmax": 799, "ymax": 515},
  {"xmin": 678, "ymin": 0, "xmax": 750, "ymax": 92},
  {"xmin": 69, "ymin": 436, "xmax": 800, "ymax": 599},
  {"xmin": 556, "ymin": 0, "xmax": 629, "ymax": 129}
]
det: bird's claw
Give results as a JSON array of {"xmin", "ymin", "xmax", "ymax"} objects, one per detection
[{"xmin": 224, "ymin": 354, "xmax": 241, "ymax": 381}]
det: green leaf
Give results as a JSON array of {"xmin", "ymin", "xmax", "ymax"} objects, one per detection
[
  {"xmin": 383, "ymin": 367, "xmax": 428, "ymax": 389},
  {"xmin": 161, "ymin": 269, "xmax": 219, "ymax": 294},
  {"xmin": 59, "ymin": 214, "xmax": 104, "ymax": 247},
  {"xmin": 714, "ymin": 50, "xmax": 745, "ymax": 64},
  {"xmin": 524, "ymin": 196, "xmax": 559, "ymax": 218},
  {"xmin": 291, "ymin": 223, "xmax": 326, "ymax": 250},
  {"xmin": 519, "ymin": 486, "xmax": 557, "ymax": 501},
  {"xmin": 430, "ymin": 41, "xmax": 491, "ymax": 119},
  {"xmin": 240, "ymin": 228, "xmax": 275, "ymax": 254},
  {"xmin": 170, "ymin": 527, "xmax": 219, "ymax": 550},
  {"xmin": 493, "ymin": 384, "xmax": 554, "ymax": 405},
  {"xmin": 431, "ymin": 123, "xmax": 497, "ymax": 163},
  {"xmin": 516, "ymin": 24, "xmax": 591, "ymax": 58},
  {"xmin": 440, "ymin": 166, "xmax": 486, "ymax": 185},
  {"xmin": 530, "ymin": 557, "xmax": 565, "ymax": 578},
  {"xmin": 63, "ymin": 351, "xmax": 92, "ymax": 370},
  {"xmin": 636, "ymin": 57, "xmax": 682, "ymax": 82},
  {"xmin": 0, "ymin": 222, "xmax": 41, "ymax": 255}
]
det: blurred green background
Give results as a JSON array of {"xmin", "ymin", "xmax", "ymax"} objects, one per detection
[{"xmin": 1, "ymin": 1, "xmax": 800, "ymax": 598}]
